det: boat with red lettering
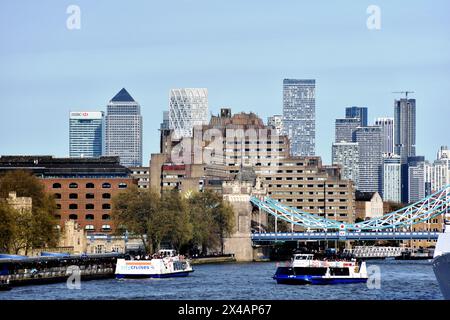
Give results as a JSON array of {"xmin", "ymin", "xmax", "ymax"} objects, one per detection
[{"xmin": 115, "ymin": 249, "xmax": 193, "ymax": 279}]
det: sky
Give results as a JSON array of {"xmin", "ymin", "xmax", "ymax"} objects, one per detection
[{"xmin": 0, "ymin": 0, "xmax": 449, "ymax": 165}]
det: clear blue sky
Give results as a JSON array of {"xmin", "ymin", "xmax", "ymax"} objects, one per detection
[{"xmin": 1, "ymin": 0, "xmax": 449, "ymax": 164}]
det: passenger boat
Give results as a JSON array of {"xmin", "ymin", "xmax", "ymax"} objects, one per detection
[
  {"xmin": 432, "ymin": 224, "xmax": 450, "ymax": 299},
  {"xmin": 273, "ymin": 254, "xmax": 368, "ymax": 285},
  {"xmin": 115, "ymin": 249, "xmax": 193, "ymax": 279}
]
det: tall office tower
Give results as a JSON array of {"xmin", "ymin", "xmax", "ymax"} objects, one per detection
[
  {"xmin": 104, "ymin": 88, "xmax": 143, "ymax": 167},
  {"xmin": 267, "ymin": 115, "xmax": 283, "ymax": 135},
  {"xmin": 160, "ymin": 111, "xmax": 169, "ymax": 130},
  {"xmin": 69, "ymin": 111, "xmax": 104, "ymax": 158},
  {"xmin": 282, "ymin": 79, "xmax": 316, "ymax": 156},
  {"xmin": 354, "ymin": 126, "xmax": 383, "ymax": 193},
  {"xmin": 169, "ymin": 88, "xmax": 208, "ymax": 139},
  {"xmin": 406, "ymin": 156, "xmax": 425, "ymax": 203},
  {"xmin": 394, "ymin": 98, "xmax": 416, "ymax": 163},
  {"xmin": 375, "ymin": 117, "xmax": 395, "ymax": 155},
  {"xmin": 332, "ymin": 142, "xmax": 359, "ymax": 187},
  {"xmin": 424, "ymin": 146, "xmax": 450, "ymax": 195},
  {"xmin": 335, "ymin": 118, "xmax": 361, "ymax": 143},
  {"xmin": 382, "ymin": 154, "xmax": 402, "ymax": 203},
  {"xmin": 345, "ymin": 106, "xmax": 368, "ymax": 127}
]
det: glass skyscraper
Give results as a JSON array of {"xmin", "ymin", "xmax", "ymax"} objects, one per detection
[
  {"xmin": 282, "ymin": 79, "xmax": 315, "ymax": 156},
  {"xmin": 394, "ymin": 98, "xmax": 416, "ymax": 164},
  {"xmin": 69, "ymin": 111, "xmax": 104, "ymax": 158},
  {"xmin": 169, "ymin": 88, "xmax": 208, "ymax": 139},
  {"xmin": 345, "ymin": 106, "xmax": 368, "ymax": 127},
  {"xmin": 104, "ymin": 88, "xmax": 143, "ymax": 167}
]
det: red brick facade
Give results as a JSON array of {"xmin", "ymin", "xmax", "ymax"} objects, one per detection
[{"xmin": 40, "ymin": 178, "xmax": 135, "ymax": 234}]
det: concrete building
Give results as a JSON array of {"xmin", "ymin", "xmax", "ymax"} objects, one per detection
[
  {"xmin": 345, "ymin": 106, "xmax": 368, "ymax": 127},
  {"xmin": 282, "ymin": 79, "xmax": 316, "ymax": 156},
  {"xmin": 354, "ymin": 126, "xmax": 383, "ymax": 193},
  {"xmin": 355, "ymin": 191, "xmax": 384, "ymax": 220},
  {"xmin": 0, "ymin": 156, "xmax": 135, "ymax": 233},
  {"xmin": 406, "ymin": 156, "xmax": 425, "ymax": 203},
  {"xmin": 375, "ymin": 117, "xmax": 395, "ymax": 155},
  {"xmin": 104, "ymin": 88, "xmax": 143, "ymax": 167},
  {"xmin": 335, "ymin": 118, "xmax": 360, "ymax": 143},
  {"xmin": 129, "ymin": 167, "xmax": 150, "ymax": 189},
  {"xmin": 69, "ymin": 111, "xmax": 104, "ymax": 158},
  {"xmin": 382, "ymin": 154, "xmax": 402, "ymax": 203},
  {"xmin": 267, "ymin": 115, "xmax": 283, "ymax": 135},
  {"xmin": 169, "ymin": 88, "xmax": 208, "ymax": 139},
  {"xmin": 331, "ymin": 142, "xmax": 359, "ymax": 187},
  {"xmin": 394, "ymin": 98, "xmax": 416, "ymax": 164}
]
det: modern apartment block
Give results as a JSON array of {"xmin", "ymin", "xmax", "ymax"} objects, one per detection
[
  {"xmin": 354, "ymin": 126, "xmax": 383, "ymax": 193},
  {"xmin": 282, "ymin": 79, "xmax": 316, "ymax": 156},
  {"xmin": 332, "ymin": 142, "xmax": 359, "ymax": 187},
  {"xmin": 382, "ymin": 154, "xmax": 402, "ymax": 203},
  {"xmin": 334, "ymin": 118, "xmax": 361, "ymax": 143},
  {"xmin": 394, "ymin": 98, "xmax": 416, "ymax": 164},
  {"xmin": 69, "ymin": 111, "xmax": 104, "ymax": 158},
  {"xmin": 0, "ymin": 156, "xmax": 135, "ymax": 233},
  {"xmin": 169, "ymin": 88, "xmax": 208, "ymax": 139},
  {"xmin": 104, "ymin": 88, "xmax": 143, "ymax": 167},
  {"xmin": 375, "ymin": 117, "xmax": 395, "ymax": 155}
]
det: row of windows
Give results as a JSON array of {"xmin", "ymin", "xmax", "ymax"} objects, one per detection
[
  {"xmin": 52, "ymin": 182, "xmax": 127, "ymax": 189},
  {"xmin": 56, "ymin": 214, "xmax": 111, "ymax": 220},
  {"xmin": 57, "ymin": 203, "xmax": 111, "ymax": 210},
  {"xmin": 54, "ymin": 193, "xmax": 111, "ymax": 199}
]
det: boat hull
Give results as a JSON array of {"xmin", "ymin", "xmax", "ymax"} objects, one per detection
[
  {"xmin": 432, "ymin": 252, "xmax": 450, "ymax": 299},
  {"xmin": 273, "ymin": 274, "xmax": 368, "ymax": 285},
  {"xmin": 116, "ymin": 270, "xmax": 193, "ymax": 279}
]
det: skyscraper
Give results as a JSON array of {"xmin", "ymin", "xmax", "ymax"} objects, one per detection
[
  {"xmin": 345, "ymin": 106, "xmax": 368, "ymax": 127},
  {"xmin": 282, "ymin": 79, "xmax": 315, "ymax": 156},
  {"xmin": 394, "ymin": 98, "xmax": 416, "ymax": 163},
  {"xmin": 382, "ymin": 154, "xmax": 402, "ymax": 203},
  {"xmin": 69, "ymin": 111, "xmax": 104, "ymax": 158},
  {"xmin": 267, "ymin": 115, "xmax": 283, "ymax": 135},
  {"xmin": 332, "ymin": 142, "xmax": 359, "ymax": 187},
  {"xmin": 104, "ymin": 88, "xmax": 143, "ymax": 167},
  {"xmin": 354, "ymin": 126, "xmax": 383, "ymax": 193},
  {"xmin": 335, "ymin": 118, "xmax": 361, "ymax": 143},
  {"xmin": 169, "ymin": 88, "xmax": 208, "ymax": 139},
  {"xmin": 375, "ymin": 117, "xmax": 395, "ymax": 155},
  {"xmin": 406, "ymin": 156, "xmax": 425, "ymax": 203}
]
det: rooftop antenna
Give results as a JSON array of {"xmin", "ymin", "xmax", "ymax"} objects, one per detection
[{"xmin": 392, "ymin": 91, "xmax": 415, "ymax": 100}]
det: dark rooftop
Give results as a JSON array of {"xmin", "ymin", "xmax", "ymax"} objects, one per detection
[
  {"xmin": 355, "ymin": 191, "xmax": 377, "ymax": 202},
  {"xmin": 110, "ymin": 88, "xmax": 135, "ymax": 102}
]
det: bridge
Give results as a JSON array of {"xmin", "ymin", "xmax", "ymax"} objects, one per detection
[{"xmin": 249, "ymin": 184, "xmax": 450, "ymax": 242}]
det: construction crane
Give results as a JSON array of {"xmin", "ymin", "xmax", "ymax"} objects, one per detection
[{"xmin": 392, "ymin": 91, "xmax": 415, "ymax": 99}]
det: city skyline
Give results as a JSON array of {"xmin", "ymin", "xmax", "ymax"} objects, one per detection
[{"xmin": 1, "ymin": 1, "xmax": 450, "ymax": 165}]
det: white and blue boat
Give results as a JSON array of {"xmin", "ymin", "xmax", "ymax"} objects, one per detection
[
  {"xmin": 115, "ymin": 249, "xmax": 193, "ymax": 279},
  {"xmin": 273, "ymin": 254, "xmax": 368, "ymax": 285}
]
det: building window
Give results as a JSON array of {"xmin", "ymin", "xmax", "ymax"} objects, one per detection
[
  {"xmin": 102, "ymin": 224, "xmax": 112, "ymax": 232},
  {"xmin": 86, "ymin": 203, "xmax": 95, "ymax": 210},
  {"xmin": 102, "ymin": 182, "xmax": 111, "ymax": 188},
  {"xmin": 55, "ymin": 214, "xmax": 61, "ymax": 219},
  {"xmin": 102, "ymin": 193, "xmax": 111, "ymax": 199},
  {"xmin": 85, "ymin": 214, "xmax": 94, "ymax": 220},
  {"xmin": 69, "ymin": 204, "xmax": 78, "ymax": 210},
  {"xmin": 118, "ymin": 183, "xmax": 127, "ymax": 189},
  {"xmin": 86, "ymin": 183, "xmax": 95, "ymax": 188},
  {"xmin": 102, "ymin": 203, "xmax": 111, "ymax": 210},
  {"xmin": 69, "ymin": 214, "xmax": 78, "ymax": 220},
  {"xmin": 54, "ymin": 193, "xmax": 61, "ymax": 199},
  {"xmin": 102, "ymin": 214, "xmax": 111, "ymax": 220},
  {"xmin": 53, "ymin": 183, "xmax": 61, "ymax": 189},
  {"xmin": 69, "ymin": 193, "xmax": 78, "ymax": 199},
  {"xmin": 86, "ymin": 193, "xmax": 95, "ymax": 199},
  {"xmin": 56, "ymin": 204, "xmax": 61, "ymax": 209},
  {"xmin": 85, "ymin": 225, "xmax": 95, "ymax": 232},
  {"xmin": 69, "ymin": 182, "xmax": 78, "ymax": 189}
]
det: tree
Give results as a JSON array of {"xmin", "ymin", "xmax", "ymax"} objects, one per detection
[
  {"xmin": 0, "ymin": 201, "xmax": 16, "ymax": 253},
  {"xmin": 0, "ymin": 170, "xmax": 59, "ymax": 255},
  {"xmin": 187, "ymin": 190, "xmax": 234, "ymax": 254}
]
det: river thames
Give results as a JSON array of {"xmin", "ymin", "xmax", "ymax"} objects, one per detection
[{"xmin": 0, "ymin": 260, "xmax": 442, "ymax": 300}]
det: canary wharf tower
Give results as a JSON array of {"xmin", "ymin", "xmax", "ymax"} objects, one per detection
[
  {"xmin": 282, "ymin": 79, "xmax": 316, "ymax": 156},
  {"xmin": 104, "ymin": 88, "xmax": 143, "ymax": 167}
]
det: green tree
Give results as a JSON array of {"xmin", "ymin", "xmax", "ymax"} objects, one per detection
[
  {"xmin": 0, "ymin": 201, "xmax": 16, "ymax": 253},
  {"xmin": 0, "ymin": 170, "xmax": 59, "ymax": 255}
]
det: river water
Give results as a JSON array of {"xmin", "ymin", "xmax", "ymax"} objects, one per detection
[{"xmin": 0, "ymin": 260, "xmax": 442, "ymax": 300}]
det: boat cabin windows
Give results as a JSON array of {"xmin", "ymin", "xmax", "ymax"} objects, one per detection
[{"xmin": 294, "ymin": 254, "xmax": 313, "ymax": 260}]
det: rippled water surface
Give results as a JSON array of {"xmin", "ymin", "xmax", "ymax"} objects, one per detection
[{"xmin": 0, "ymin": 260, "xmax": 442, "ymax": 300}]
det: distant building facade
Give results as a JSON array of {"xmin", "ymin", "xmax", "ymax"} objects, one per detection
[
  {"xmin": 104, "ymin": 88, "xmax": 143, "ymax": 167},
  {"xmin": 394, "ymin": 98, "xmax": 416, "ymax": 164},
  {"xmin": 129, "ymin": 167, "xmax": 150, "ymax": 189},
  {"xmin": 267, "ymin": 115, "xmax": 283, "ymax": 135},
  {"xmin": 282, "ymin": 79, "xmax": 316, "ymax": 156},
  {"xmin": 69, "ymin": 111, "xmax": 104, "ymax": 158},
  {"xmin": 382, "ymin": 154, "xmax": 402, "ymax": 203},
  {"xmin": 335, "ymin": 118, "xmax": 360, "ymax": 143},
  {"xmin": 375, "ymin": 117, "xmax": 394, "ymax": 155},
  {"xmin": 355, "ymin": 191, "xmax": 383, "ymax": 220},
  {"xmin": 345, "ymin": 106, "xmax": 368, "ymax": 127},
  {"xmin": 332, "ymin": 142, "xmax": 359, "ymax": 187}
]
